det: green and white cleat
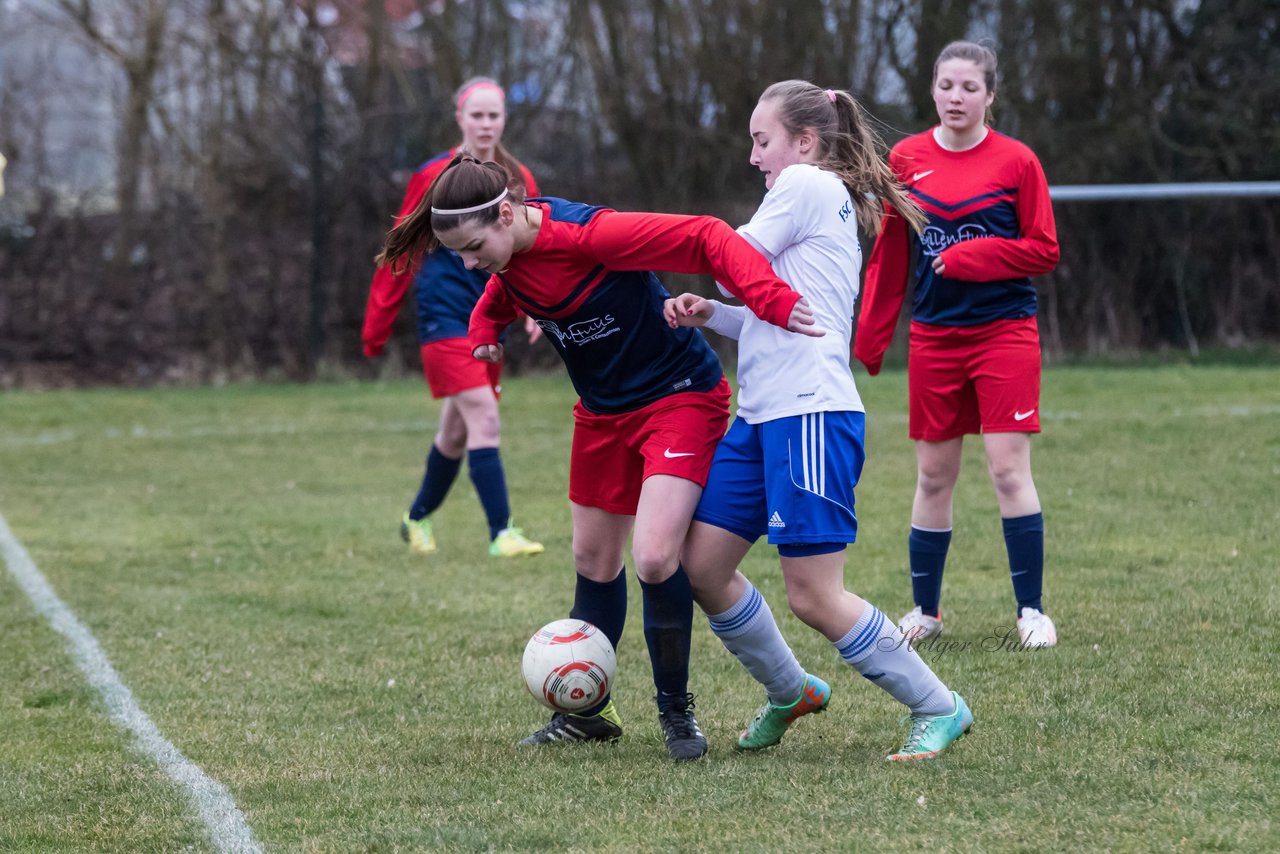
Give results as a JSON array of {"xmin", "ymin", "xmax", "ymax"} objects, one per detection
[
  {"xmin": 489, "ymin": 523, "xmax": 544, "ymax": 557},
  {"xmin": 737, "ymin": 673, "xmax": 831, "ymax": 750},
  {"xmin": 887, "ymin": 691, "xmax": 973, "ymax": 761},
  {"xmin": 400, "ymin": 512, "xmax": 437, "ymax": 554}
]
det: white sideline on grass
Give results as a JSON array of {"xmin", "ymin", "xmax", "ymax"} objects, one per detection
[{"xmin": 0, "ymin": 513, "xmax": 262, "ymax": 854}]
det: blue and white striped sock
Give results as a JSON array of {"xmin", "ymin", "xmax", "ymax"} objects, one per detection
[
  {"xmin": 707, "ymin": 583, "xmax": 805, "ymax": 705},
  {"xmin": 835, "ymin": 605, "xmax": 952, "ymax": 716}
]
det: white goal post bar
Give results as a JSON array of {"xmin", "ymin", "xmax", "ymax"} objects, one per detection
[{"xmin": 1049, "ymin": 181, "xmax": 1280, "ymax": 201}]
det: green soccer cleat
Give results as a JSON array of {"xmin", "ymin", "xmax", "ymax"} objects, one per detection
[
  {"xmin": 737, "ymin": 673, "xmax": 831, "ymax": 750},
  {"xmin": 518, "ymin": 699, "xmax": 623, "ymax": 746},
  {"xmin": 489, "ymin": 523, "xmax": 544, "ymax": 557},
  {"xmin": 886, "ymin": 691, "xmax": 973, "ymax": 761},
  {"xmin": 400, "ymin": 512, "xmax": 437, "ymax": 554}
]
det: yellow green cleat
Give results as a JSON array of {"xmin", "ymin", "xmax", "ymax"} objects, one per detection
[
  {"xmin": 400, "ymin": 512, "xmax": 437, "ymax": 554},
  {"xmin": 489, "ymin": 523, "xmax": 544, "ymax": 557}
]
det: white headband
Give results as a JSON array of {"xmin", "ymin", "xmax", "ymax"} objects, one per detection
[{"xmin": 431, "ymin": 188, "xmax": 508, "ymax": 216}]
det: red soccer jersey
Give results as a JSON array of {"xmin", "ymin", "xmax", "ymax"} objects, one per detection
[
  {"xmin": 856, "ymin": 129, "xmax": 1059, "ymax": 375},
  {"xmin": 469, "ymin": 198, "xmax": 803, "ymax": 413}
]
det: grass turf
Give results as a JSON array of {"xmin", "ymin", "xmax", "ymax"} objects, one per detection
[{"xmin": 1, "ymin": 365, "xmax": 1277, "ymax": 852}]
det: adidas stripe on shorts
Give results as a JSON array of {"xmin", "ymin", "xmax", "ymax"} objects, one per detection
[{"xmin": 693, "ymin": 410, "xmax": 866, "ymax": 546}]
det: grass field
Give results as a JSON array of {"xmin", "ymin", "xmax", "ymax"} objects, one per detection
[{"xmin": 2, "ymin": 365, "xmax": 1278, "ymax": 852}]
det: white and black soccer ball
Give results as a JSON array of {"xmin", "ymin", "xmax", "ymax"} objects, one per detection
[{"xmin": 521, "ymin": 619, "xmax": 616, "ymax": 713}]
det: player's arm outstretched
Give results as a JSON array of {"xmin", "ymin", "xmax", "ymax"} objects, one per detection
[
  {"xmin": 586, "ymin": 211, "xmax": 822, "ymax": 337},
  {"xmin": 663, "ymin": 295, "xmax": 812, "ymax": 342}
]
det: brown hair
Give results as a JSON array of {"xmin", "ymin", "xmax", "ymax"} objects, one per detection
[
  {"xmin": 759, "ymin": 80, "xmax": 927, "ymax": 235},
  {"xmin": 376, "ymin": 154, "xmax": 515, "ymax": 270},
  {"xmin": 454, "ymin": 76, "xmax": 530, "ymax": 199},
  {"xmin": 933, "ymin": 41, "xmax": 998, "ymax": 126}
]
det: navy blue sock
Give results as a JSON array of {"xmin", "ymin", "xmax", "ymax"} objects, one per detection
[
  {"xmin": 570, "ymin": 570, "xmax": 628, "ymax": 717},
  {"xmin": 570, "ymin": 569, "xmax": 628, "ymax": 653},
  {"xmin": 409, "ymin": 445, "xmax": 462, "ymax": 520},
  {"xmin": 640, "ymin": 565, "xmax": 694, "ymax": 712},
  {"xmin": 467, "ymin": 447, "xmax": 511, "ymax": 540},
  {"xmin": 909, "ymin": 527, "xmax": 951, "ymax": 618},
  {"xmin": 1003, "ymin": 512, "xmax": 1045, "ymax": 613}
]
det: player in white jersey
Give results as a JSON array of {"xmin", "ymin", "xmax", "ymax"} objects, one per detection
[{"xmin": 665, "ymin": 80, "xmax": 973, "ymax": 761}]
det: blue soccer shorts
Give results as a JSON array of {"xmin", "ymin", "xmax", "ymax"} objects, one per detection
[{"xmin": 693, "ymin": 410, "xmax": 866, "ymax": 546}]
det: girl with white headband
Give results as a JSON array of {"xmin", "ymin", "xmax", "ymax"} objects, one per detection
[
  {"xmin": 362, "ymin": 77, "xmax": 544, "ymax": 560},
  {"xmin": 378, "ymin": 153, "xmax": 821, "ymax": 762},
  {"xmin": 665, "ymin": 80, "xmax": 973, "ymax": 761}
]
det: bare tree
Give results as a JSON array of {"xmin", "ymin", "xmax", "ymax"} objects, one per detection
[{"xmin": 50, "ymin": 0, "xmax": 174, "ymax": 299}]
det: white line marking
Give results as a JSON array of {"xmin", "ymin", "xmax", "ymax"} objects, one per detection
[{"xmin": 0, "ymin": 514, "xmax": 263, "ymax": 854}]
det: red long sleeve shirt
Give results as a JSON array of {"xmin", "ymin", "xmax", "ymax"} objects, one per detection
[
  {"xmin": 856, "ymin": 129, "xmax": 1060, "ymax": 374},
  {"xmin": 470, "ymin": 198, "xmax": 803, "ymax": 413}
]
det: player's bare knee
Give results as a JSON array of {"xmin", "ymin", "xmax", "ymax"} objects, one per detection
[
  {"xmin": 686, "ymin": 570, "xmax": 718, "ymax": 602},
  {"xmin": 434, "ymin": 430, "xmax": 466, "ymax": 457},
  {"xmin": 917, "ymin": 462, "xmax": 955, "ymax": 492},
  {"xmin": 471, "ymin": 411, "xmax": 501, "ymax": 444},
  {"xmin": 784, "ymin": 587, "xmax": 825, "ymax": 629},
  {"xmin": 572, "ymin": 555, "xmax": 622, "ymax": 584},
  {"xmin": 988, "ymin": 464, "xmax": 1027, "ymax": 500},
  {"xmin": 630, "ymin": 544, "xmax": 679, "ymax": 583}
]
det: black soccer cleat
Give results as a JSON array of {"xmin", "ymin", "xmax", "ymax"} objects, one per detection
[
  {"xmin": 518, "ymin": 700, "xmax": 623, "ymax": 746},
  {"xmin": 657, "ymin": 693, "xmax": 708, "ymax": 762}
]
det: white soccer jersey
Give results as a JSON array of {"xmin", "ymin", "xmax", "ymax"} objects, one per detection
[{"xmin": 712, "ymin": 163, "xmax": 865, "ymax": 424}]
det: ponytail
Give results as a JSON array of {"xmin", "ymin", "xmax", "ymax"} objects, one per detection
[
  {"xmin": 376, "ymin": 153, "xmax": 516, "ymax": 271},
  {"xmin": 491, "ymin": 142, "xmax": 531, "ymax": 199},
  {"xmin": 826, "ymin": 91, "xmax": 928, "ymax": 235}
]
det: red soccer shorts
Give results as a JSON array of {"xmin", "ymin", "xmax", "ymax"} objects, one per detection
[
  {"xmin": 907, "ymin": 317, "xmax": 1041, "ymax": 441},
  {"xmin": 569, "ymin": 377, "xmax": 731, "ymax": 515},
  {"xmin": 421, "ymin": 338, "xmax": 502, "ymax": 400}
]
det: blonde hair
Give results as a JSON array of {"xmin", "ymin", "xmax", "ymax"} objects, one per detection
[{"xmin": 759, "ymin": 80, "xmax": 926, "ymax": 235}]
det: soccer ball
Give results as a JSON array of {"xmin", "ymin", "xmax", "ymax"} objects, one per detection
[{"xmin": 521, "ymin": 619, "xmax": 616, "ymax": 713}]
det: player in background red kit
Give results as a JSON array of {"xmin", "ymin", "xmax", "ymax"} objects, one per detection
[
  {"xmin": 363, "ymin": 78, "xmax": 544, "ymax": 559},
  {"xmin": 857, "ymin": 41, "xmax": 1061, "ymax": 648},
  {"xmin": 377, "ymin": 153, "xmax": 821, "ymax": 761}
]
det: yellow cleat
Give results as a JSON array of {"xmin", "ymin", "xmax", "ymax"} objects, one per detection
[
  {"xmin": 489, "ymin": 523, "xmax": 544, "ymax": 557},
  {"xmin": 400, "ymin": 512, "xmax": 437, "ymax": 554}
]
